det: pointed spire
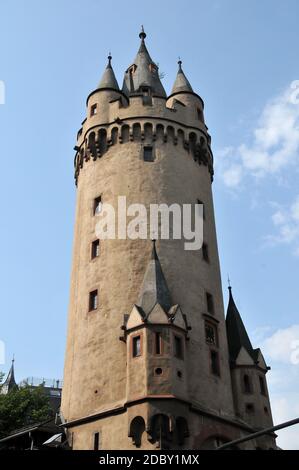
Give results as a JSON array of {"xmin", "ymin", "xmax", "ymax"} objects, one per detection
[
  {"xmin": 137, "ymin": 240, "xmax": 172, "ymax": 316},
  {"xmin": 226, "ymin": 286, "xmax": 255, "ymax": 362},
  {"xmin": 122, "ymin": 29, "xmax": 166, "ymax": 98},
  {"xmin": 171, "ymin": 58, "xmax": 193, "ymax": 94},
  {"xmin": 1, "ymin": 358, "xmax": 18, "ymax": 394},
  {"xmin": 97, "ymin": 53, "xmax": 120, "ymax": 90}
]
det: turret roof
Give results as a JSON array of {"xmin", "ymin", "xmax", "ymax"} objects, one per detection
[
  {"xmin": 171, "ymin": 59, "xmax": 193, "ymax": 94},
  {"xmin": 122, "ymin": 28, "xmax": 166, "ymax": 98},
  {"xmin": 97, "ymin": 54, "xmax": 119, "ymax": 90}
]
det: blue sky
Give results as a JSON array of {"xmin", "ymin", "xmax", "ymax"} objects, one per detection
[{"xmin": 0, "ymin": 0, "xmax": 298, "ymax": 448}]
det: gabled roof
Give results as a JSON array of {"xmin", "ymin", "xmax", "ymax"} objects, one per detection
[
  {"xmin": 97, "ymin": 54, "xmax": 119, "ymax": 90},
  {"xmin": 122, "ymin": 28, "xmax": 166, "ymax": 98},
  {"xmin": 171, "ymin": 60, "xmax": 193, "ymax": 94},
  {"xmin": 226, "ymin": 287, "xmax": 256, "ymax": 363}
]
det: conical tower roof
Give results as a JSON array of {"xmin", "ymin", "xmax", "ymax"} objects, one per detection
[
  {"xmin": 97, "ymin": 54, "xmax": 119, "ymax": 90},
  {"xmin": 226, "ymin": 287, "xmax": 255, "ymax": 362},
  {"xmin": 171, "ymin": 59, "xmax": 193, "ymax": 94},
  {"xmin": 137, "ymin": 241, "xmax": 172, "ymax": 316},
  {"xmin": 1, "ymin": 359, "xmax": 17, "ymax": 394},
  {"xmin": 122, "ymin": 28, "xmax": 166, "ymax": 98}
]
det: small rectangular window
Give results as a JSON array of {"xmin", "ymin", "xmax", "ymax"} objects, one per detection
[
  {"xmin": 143, "ymin": 146, "xmax": 154, "ymax": 162},
  {"xmin": 243, "ymin": 374, "xmax": 252, "ymax": 394},
  {"xmin": 245, "ymin": 403, "xmax": 255, "ymax": 414},
  {"xmin": 90, "ymin": 104, "xmax": 97, "ymax": 116},
  {"xmin": 174, "ymin": 335, "xmax": 183, "ymax": 359},
  {"xmin": 91, "ymin": 239, "xmax": 100, "ymax": 259},
  {"xmin": 259, "ymin": 376, "xmax": 266, "ymax": 395},
  {"xmin": 202, "ymin": 243, "xmax": 209, "ymax": 263},
  {"xmin": 206, "ymin": 292, "xmax": 214, "ymax": 315},
  {"xmin": 155, "ymin": 332, "xmax": 162, "ymax": 355},
  {"xmin": 89, "ymin": 290, "xmax": 98, "ymax": 311},
  {"xmin": 94, "ymin": 432, "xmax": 100, "ymax": 450},
  {"xmin": 93, "ymin": 196, "xmax": 102, "ymax": 215},
  {"xmin": 132, "ymin": 336, "xmax": 141, "ymax": 357},
  {"xmin": 205, "ymin": 322, "xmax": 217, "ymax": 345},
  {"xmin": 197, "ymin": 108, "xmax": 204, "ymax": 122},
  {"xmin": 211, "ymin": 350, "xmax": 220, "ymax": 376}
]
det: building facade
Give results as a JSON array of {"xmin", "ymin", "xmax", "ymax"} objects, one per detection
[{"xmin": 61, "ymin": 30, "xmax": 276, "ymax": 450}]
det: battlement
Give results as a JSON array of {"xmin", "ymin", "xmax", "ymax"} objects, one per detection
[{"xmin": 74, "ymin": 119, "xmax": 213, "ymax": 185}]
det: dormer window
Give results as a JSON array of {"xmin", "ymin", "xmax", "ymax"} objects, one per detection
[
  {"xmin": 149, "ymin": 63, "xmax": 157, "ymax": 73},
  {"xmin": 128, "ymin": 64, "xmax": 137, "ymax": 75},
  {"xmin": 141, "ymin": 86, "xmax": 150, "ymax": 96}
]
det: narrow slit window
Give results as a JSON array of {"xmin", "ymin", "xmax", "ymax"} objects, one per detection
[
  {"xmin": 155, "ymin": 332, "xmax": 162, "ymax": 355},
  {"xmin": 90, "ymin": 104, "xmax": 97, "ymax": 116},
  {"xmin": 202, "ymin": 243, "xmax": 209, "ymax": 263},
  {"xmin": 243, "ymin": 374, "xmax": 252, "ymax": 394},
  {"xmin": 91, "ymin": 239, "xmax": 100, "ymax": 259},
  {"xmin": 132, "ymin": 336, "xmax": 141, "ymax": 358},
  {"xmin": 211, "ymin": 350, "xmax": 220, "ymax": 376},
  {"xmin": 174, "ymin": 335, "xmax": 183, "ymax": 359},
  {"xmin": 143, "ymin": 146, "xmax": 154, "ymax": 162},
  {"xmin": 94, "ymin": 432, "xmax": 100, "ymax": 450},
  {"xmin": 206, "ymin": 292, "xmax": 214, "ymax": 315},
  {"xmin": 93, "ymin": 196, "xmax": 102, "ymax": 215},
  {"xmin": 89, "ymin": 290, "xmax": 98, "ymax": 311},
  {"xmin": 259, "ymin": 376, "xmax": 266, "ymax": 395},
  {"xmin": 246, "ymin": 403, "xmax": 255, "ymax": 414}
]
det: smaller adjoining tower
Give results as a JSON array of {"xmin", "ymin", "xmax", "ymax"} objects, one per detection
[
  {"xmin": 226, "ymin": 286, "xmax": 276, "ymax": 449},
  {"xmin": 1, "ymin": 359, "xmax": 18, "ymax": 395}
]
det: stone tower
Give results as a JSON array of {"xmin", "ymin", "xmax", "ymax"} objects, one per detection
[{"xmin": 61, "ymin": 30, "xmax": 276, "ymax": 450}]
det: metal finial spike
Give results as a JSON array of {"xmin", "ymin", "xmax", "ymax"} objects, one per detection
[
  {"xmin": 139, "ymin": 25, "xmax": 146, "ymax": 40},
  {"xmin": 228, "ymin": 274, "xmax": 232, "ymax": 290},
  {"xmin": 12, "ymin": 354, "xmax": 15, "ymax": 363},
  {"xmin": 178, "ymin": 57, "xmax": 182, "ymax": 70}
]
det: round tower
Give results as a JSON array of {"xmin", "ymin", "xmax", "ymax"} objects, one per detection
[{"xmin": 61, "ymin": 30, "xmax": 276, "ymax": 450}]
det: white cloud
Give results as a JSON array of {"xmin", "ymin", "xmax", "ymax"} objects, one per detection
[
  {"xmin": 262, "ymin": 324, "xmax": 299, "ymax": 364},
  {"xmin": 260, "ymin": 325, "xmax": 299, "ymax": 449},
  {"xmin": 266, "ymin": 195, "xmax": 299, "ymax": 253},
  {"xmin": 216, "ymin": 81, "xmax": 299, "ymax": 187}
]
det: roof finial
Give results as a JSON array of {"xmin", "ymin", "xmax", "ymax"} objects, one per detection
[
  {"xmin": 178, "ymin": 56, "xmax": 182, "ymax": 71},
  {"xmin": 12, "ymin": 354, "xmax": 15, "ymax": 364},
  {"xmin": 107, "ymin": 52, "xmax": 112, "ymax": 68},
  {"xmin": 228, "ymin": 274, "xmax": 232, "ymax": 293},
  {"xmin": 139, "ymin": 25, "xmax": 146, "ymax": 41}
]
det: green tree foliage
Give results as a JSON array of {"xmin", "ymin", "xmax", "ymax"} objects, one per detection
[{"xmin": 0, "ymin": 385, "xmax": 53, "ymax": 438}]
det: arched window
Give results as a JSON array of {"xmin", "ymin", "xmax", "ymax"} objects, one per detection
[
  {"xmin": 189, "ymin": 132, "xmax": 197, "ymax": 159},
  {"xmin": 144, "ymin": 123, "xmax": 153, "ymax": 142},
  {"xmin": 98, "ymin": 129, "xmax": 107, "ymax": 155},
  {"xmin": 129, "ymin": 416, "xmax": 145, "ymax": 448},
  {"xmin": 133, "ymin": 123, "xmax": 141, "ymax": 141},
  {"xmin": 156, "ymin": 124, "xmax": 165, "ymax": 142},
  {"xmin": 121, "ymin": 125, "xmax": 130, "ymax": 143},
  {"xmin": 111, "ymin": 127, "xmax": 118, "ymax": 145},
  {"xmin": 167, "ymin": 126, "xmax": 175, "ymax": 144}
]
